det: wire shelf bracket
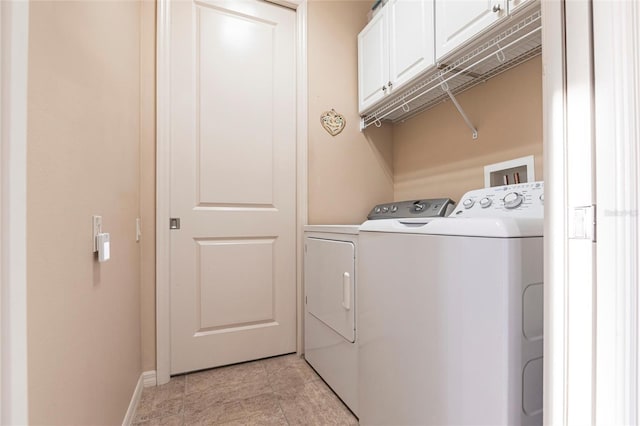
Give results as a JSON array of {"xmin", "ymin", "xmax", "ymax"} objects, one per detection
[{"xmin": 440, "ymin": 80, "xmax": 478, "ymax": 140}]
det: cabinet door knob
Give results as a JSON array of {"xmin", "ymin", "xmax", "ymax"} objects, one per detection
[
  {"xmin": 382, "ymin": 85, "xmax": 387, "ymax": 91},
  {"xmin": 388, "ymin": 81, "xmax": 393, "ymax": 87},
  {"xmin": 492, "ymin": 4, "xmax": 502, "ymax": 12}
]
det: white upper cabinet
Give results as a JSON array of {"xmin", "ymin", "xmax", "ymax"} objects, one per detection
[
  {"xmin": 435, "ymin": 0, "xmax": 507, "ymax": 61},
  {"xmin": 357, "ymin": 0, "xmax": 541, "ymax": 129},
  {"xmin": 358, "ymin": 0, "xmax": 435, "ymax": 114},
  {"xmin": 358, "ymin": 10, "xmax": 389, "ymax": 113},
  {"xmin": 508, "ymin": 0, "xmax": 533, "ymax": 14},
  {"xmin": 388, "ymin": 0, "xmax": 435, "ymax": 93}
]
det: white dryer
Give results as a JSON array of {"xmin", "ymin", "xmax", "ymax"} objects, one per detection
[
  {"xmin": 304, "ymin": 225, "xmax": 359, "ymax": 414},
  {"xmin": 358, "ymin": 182, "xmax": 544, "ymax": 426},
  {"xmin": 304, "ymin": 198, "xmax": 455, "ymax": 417}
]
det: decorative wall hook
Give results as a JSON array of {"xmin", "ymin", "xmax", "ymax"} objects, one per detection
[{"xmin": 320, "ymin": 109, "xmax": 346, "ymax": 136}]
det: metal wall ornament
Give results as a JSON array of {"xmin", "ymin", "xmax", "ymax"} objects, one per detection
[{"xmin": 320, "ymin": 109, "xmax": 346, "ymax": 136}]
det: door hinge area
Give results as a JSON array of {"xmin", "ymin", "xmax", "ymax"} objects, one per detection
[
  {"xmin": 570, "ymin": 205, "xmax": 596, "ymax": 242},
  {"xmin": 169, "ymin": 217, "xmax": 181, "ymax": 230}
]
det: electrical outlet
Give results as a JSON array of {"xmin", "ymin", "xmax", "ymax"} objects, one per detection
[{"xmin": 92, "ymin": 215, "xmax": 102, "ymax": 252}]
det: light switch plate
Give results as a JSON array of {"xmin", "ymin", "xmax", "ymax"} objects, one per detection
[
  {"xmin": 92, "ymin": 215, "xmax": 102, "ymax": 252},
  {"xmin": 136, "ymin": 218, "xmax": 141, "ymax": 242},
  {"xmin": 570, "ymin": 205, "xmax": 596, "ymax": 241}
]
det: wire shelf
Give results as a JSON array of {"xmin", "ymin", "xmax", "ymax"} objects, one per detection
[{"xmin": 361, "ymin": 8, "xmax": 542, "ymax": 129}]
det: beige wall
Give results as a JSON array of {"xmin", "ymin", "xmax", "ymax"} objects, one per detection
[
  {"xmin": 140, "ymin": 0, "xmax": 157, "ymax": 373},
  {"xmin": 307, "ymin": 3, "xmax": 541, "ymax": 220},
  {"xmin": 27, "ymin": 2, "xmax": 142, "ymax": 424},
  {"xmin": 137, "ymin": 0, "xmax": 542, "ymax": 375},
  {"xmin": 307, "ymin": 0, "xmax": 394, "ymax": 224},
  {"xmin": 393, "ymin": 57, "xmax": 543, "ymax": 203}
]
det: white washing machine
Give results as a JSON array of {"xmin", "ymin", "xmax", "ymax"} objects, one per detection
[
  {"xmin": 358, "ymin": 182, "xmax": 544, "ymax": 426},
  {"xmin": 304, "ymin": 198, "xmax": 455, "ymax": 417}
]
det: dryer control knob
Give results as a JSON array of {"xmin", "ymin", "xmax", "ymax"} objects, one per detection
[
  {"xmin": 414, "ymin": 203, "xmax": 425, "ymax": 211},
  {"xmin": 463, "ymin": 199, "xmax": 475, "ymax": 209},
  {"xmin": 374, "ymin": 207, "xmax": 381, "ymax": 213},
  {"xmin": 539, "ymin": 194, "xmax": 544, "ymax": 204},
  {"xmin": 391, "ymin": 205, "xmax": 398, "ymax": 212},
  {"xmin": 479, "ymin": 197, "xmax": 492, "ymax": 208},
  {"xmin": 504, "ymin": 192, "xmax": 524, "ymax": 209},
  {"xmin": 382, "ymin": 206, "xmax": 389, "ymax": 213}
]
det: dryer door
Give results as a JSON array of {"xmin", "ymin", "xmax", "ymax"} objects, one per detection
[{"xmin": 305, "ymin": 237, "xmax": 355, "ymax": 342}]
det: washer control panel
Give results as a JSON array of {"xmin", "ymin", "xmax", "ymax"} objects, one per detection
[
  {"xmin": 367, "ymin": 198, "xmax": 456, "ymax": 220},
  {"xmin": 451, "ymin": 181, "xmax": 544, "ymax": 218}
]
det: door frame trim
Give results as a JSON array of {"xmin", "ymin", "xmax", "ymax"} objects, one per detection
[
  {"xmin": 155, "ymin": 0, "xmax": 308, "ymax": 384},
  {"xmin": 0, "ymin": 0, "xmax": 29, "ymax": 423},
  {"xmin": 543, "ymin": 0, "xmax": 640, "ymax": 422},
  {"xmin": 541, "ymin": 1, "xmax": 568, "ymax": 423},
  {"xmin": 156, "ymin": 0, "xmax": 171, "ymax": 385},
  {"xmin": 593, "ymin": 0, "xmax": 640, "ymax": 422}
]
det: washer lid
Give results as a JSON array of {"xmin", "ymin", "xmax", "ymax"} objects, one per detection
[{"xmin": 359, "ymin": 217, "xmax": 543, "ymax": 238}]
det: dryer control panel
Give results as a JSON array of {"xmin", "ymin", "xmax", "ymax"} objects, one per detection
[
  {"xmin": 451, "ymin": 181, "xmax": 544, "ymax": 219},
  {"xmin": 368, "ymin": 198, "xmax": 456, "ymax": 220}
]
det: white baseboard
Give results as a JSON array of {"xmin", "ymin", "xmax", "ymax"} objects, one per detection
[
  {"xmin": 122, "ymin": 373, "xmax": 144, "ymax": 426},
  {"xmin": 142, "ymin": 370, "xmax": 157, "ymax": 387}
]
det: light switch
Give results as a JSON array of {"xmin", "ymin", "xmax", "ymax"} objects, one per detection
[{"xmin": 97, "ymin": 233, "xmax": 110, "ymax": 262}]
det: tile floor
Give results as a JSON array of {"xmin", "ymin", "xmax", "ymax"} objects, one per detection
[{"xmin": 133, "ymin": 354, "xmax": 359, "ymax": 426}]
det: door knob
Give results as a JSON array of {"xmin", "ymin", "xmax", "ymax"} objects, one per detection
[{"xmin": 492, "ymin": 4, "xmax": 502, "ymax": 12}]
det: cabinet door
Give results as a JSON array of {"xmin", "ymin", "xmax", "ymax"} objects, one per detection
[
  {"xmin": 358, "ymin": 9, "xmax": 389, "ymax": 114},
  {"xmin": 389, "ymin": 0, "xmax": 435, "ymax": 91},
  {"xmin": 508, "ymin": 0, "xmax": 533, "ymax": 14},
  {"xmin": 435, "ymin": 0, "xmax": 507, "ymax": 61}
]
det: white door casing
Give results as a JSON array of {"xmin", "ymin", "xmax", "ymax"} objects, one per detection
[
  {"xmin": 593, "ymin": 0, "xmax": 640, "ymax": 423},
  {"xmin": 165, "ymin": 0, "xmax": 298, "ymax": 375},
  {"xmin": 541, "ymin": 0, "xmax": 567, "ymax": 422},
  {"xmin": 543, "ymin": 0, "xmax": 598, "ymax": 423},
  {"xmin": 564, "ymin": 1, "xmax": 597, "ymax": 424},
  {"xmin": 544, "ymin": 0, "xmax": 640, "ymax": 423},
  {"xmin": 0, "ymin": 0, "xmax": 29, "ymax": 423}
]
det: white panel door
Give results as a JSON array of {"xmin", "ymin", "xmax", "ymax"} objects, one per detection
[
  {"xmin": 358, "ymin": 9, "xmax": 389, "ymax": 113},
  {"xmin": 435, "ymin": 0, "xmax": 506, "ymax": 61},
  {"xmin": 169, "ymin": 0, "xmax": 297, "ymax": 374},
  {"xmin": 389, "ymin": 0, "xmax": 435, "ymax": 91}
]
